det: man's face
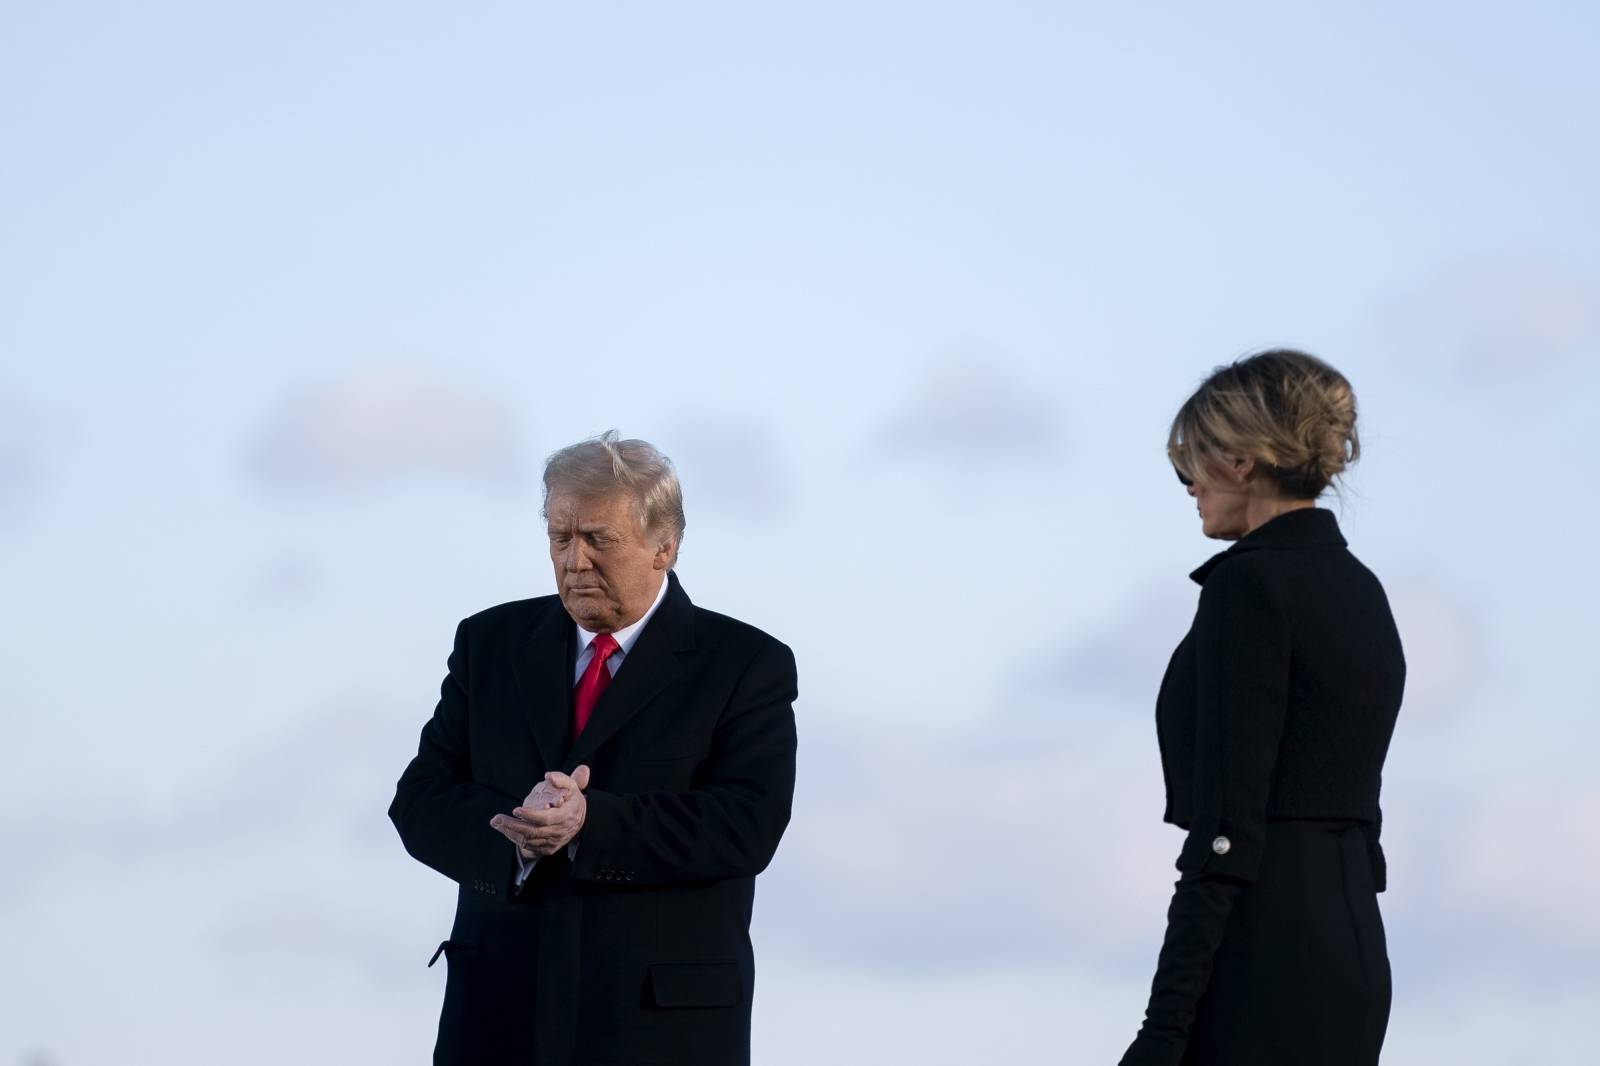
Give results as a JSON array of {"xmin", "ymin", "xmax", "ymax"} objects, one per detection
[{"xmin": 546, "ymin": 488, "xmax": 672, "ymax": 633}]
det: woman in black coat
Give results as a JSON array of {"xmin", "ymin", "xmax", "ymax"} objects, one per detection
[{"xmin": 1119, "ymin": 349, "xmax": 1407, "ymax": 1066}]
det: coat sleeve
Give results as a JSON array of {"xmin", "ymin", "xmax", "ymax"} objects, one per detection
[
  {"xmin": 567, "ymin": 638, "xmax": 798, "ymax": 887},
  {"xmin": 387, "ymin": 617, "xmax": 525, "ymax": 898},
  {"xmin": 1120, "ymin": 559, "xmax": 1292, "ymax": 1066}
]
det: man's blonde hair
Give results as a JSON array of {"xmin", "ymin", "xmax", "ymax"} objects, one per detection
[{"xmin": 542, "ymin": 430, "xmax": 686, "ymax": 564}]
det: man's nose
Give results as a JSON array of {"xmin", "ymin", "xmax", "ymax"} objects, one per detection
[{"xmin": 565, "ymin": 542, "xmax": 594, "ymax": 571}]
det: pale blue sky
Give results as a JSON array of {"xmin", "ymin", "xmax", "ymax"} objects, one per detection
[{"xmin": 3, "ymin": 4, "xmax": 1598, "ymax": 1064}]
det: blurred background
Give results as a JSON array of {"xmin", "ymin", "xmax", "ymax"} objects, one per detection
[{"xmin": 3, "ymin": 2, "xmax": 1597, "ymax": 1063}]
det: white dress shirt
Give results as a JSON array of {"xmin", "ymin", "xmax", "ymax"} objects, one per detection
[{"xmin": 514, "ymin": 573, "xmax": 672, "ymax": 886}]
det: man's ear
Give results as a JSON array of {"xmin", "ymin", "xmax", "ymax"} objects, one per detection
[{"xmin": 653, "ymin": 537, "xmax": 677, "ymax": 570}]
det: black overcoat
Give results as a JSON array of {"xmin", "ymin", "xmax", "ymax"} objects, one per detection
[
  {"xmin": 389, "ymin": 571, "xmax": 798, "ymax": 1066},
  {"xmin": 1121, "ymin": 506, "xmax": 1406, "ymax": 1066}
]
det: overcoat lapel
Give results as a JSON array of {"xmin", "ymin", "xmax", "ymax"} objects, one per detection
[
  {"xmin": 564, "ymin": 571, "xmax": 697, "ymax": 769},
  {"xmin": 510, "ymin": 599, "xmax": 574, "ymax": 771}
]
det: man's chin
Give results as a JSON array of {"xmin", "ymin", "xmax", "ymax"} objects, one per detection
[{"xmin": 562, "ymin": 599, "xmax": 615, "ymax": 631}]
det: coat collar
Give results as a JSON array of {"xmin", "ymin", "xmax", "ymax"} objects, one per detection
[
  {"xmin": 510, "ymin": 570, "xmax": 697, "ymax": 771},
  {"xmin": 1188, "ymin": 505, "xmax": 1347, "ymax": 585}
]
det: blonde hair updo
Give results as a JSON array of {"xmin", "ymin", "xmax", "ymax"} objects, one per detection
[{"xmin": 1167, "ymin": 348, "xmax": 1360, "ymax": 500}]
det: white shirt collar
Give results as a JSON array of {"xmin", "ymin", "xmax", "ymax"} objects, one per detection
[{"xmin": 575, "ymin": 571, "xmax": 671, "ymax": 659}]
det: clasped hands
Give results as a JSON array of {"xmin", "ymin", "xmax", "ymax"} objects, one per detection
[{"xmin": 490, "ymin": 764, "xmax": 592, "ymax": 859}]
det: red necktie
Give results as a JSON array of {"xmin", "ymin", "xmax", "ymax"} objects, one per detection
[{"xmin": 572, "ymin": 632, "xmax": 620, "ymax": 738}]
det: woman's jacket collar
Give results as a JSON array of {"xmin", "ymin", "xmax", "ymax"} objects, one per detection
[{"xmin": 1189, "ymin": 506, "xmax": 1347, "ymax": 585}]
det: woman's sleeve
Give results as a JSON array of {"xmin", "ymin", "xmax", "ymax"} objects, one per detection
[{"xmin": 1119, "ymin": 559, "xmax": 1292, "ymax": 1066}]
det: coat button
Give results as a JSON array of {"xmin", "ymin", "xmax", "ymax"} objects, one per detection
[{"xmin": 1212, "ymin": 835, "xmax": 1231, "ymax": 855}]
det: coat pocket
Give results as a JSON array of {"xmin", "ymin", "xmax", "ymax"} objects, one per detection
[
  {"xmin": 618, "ymin": 736, "xmax": 707, "ymax": 762},
  {"xmin": 428, "ymin": 939, "xmax": 473, "ymax": 967},
  {"xmin": 644, "ymin": 960, "xmax": 743, "ymax": 1008}
]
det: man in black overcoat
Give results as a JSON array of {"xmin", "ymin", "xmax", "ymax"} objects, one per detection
[{"xmin": 389, "ymin": 431, "xmax": 798, "ymax": 1066}]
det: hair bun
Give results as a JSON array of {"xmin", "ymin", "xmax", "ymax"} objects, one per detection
[{"xmin": 1167, "ymin": 348, "xmax": 1360, "ymax": 500}]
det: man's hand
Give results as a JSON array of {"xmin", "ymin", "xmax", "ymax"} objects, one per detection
[
  {"xmin": 490, "ymin": 765, "xmax": 591, "ymax": 859},
  {"xmin": 522, "ymin": 778, "xmax": 565, "ymax": 812}
]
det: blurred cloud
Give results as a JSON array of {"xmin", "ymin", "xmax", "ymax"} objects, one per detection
[
  {"xmin": 765, "ymin": 723, "xmax": 1171, "ymax": 973},
  {"xmin": 664, "ymin": 410, "xmax": 793, "ymax": 522},
  {"xmin": 0, "ymin": 698, "xmax": 411, "ymax": 903},
  {"xmin": 190, "ymin": 698, "xmax": 416, "ymax": 851},
  {"xmin": 0, "ymin": 398, "xmax": 46, "ymax": 524},
  {"xmin": 1384, "ymin": 571, "xmax": 1494, "ymax": 730},
  {"xmin": 244, "ymin": 550, "xmax": 322, "ymax": 603},
  {"xmin": 1383, "ymin": 776, "xmax": 1600, "ymax": 984},
  {"xmin": 879, "ymin": 356, "xmax": 1063, "ymax": 459},
  {"xmin": 1383, "ymin": 258, "xmax": 1600, "ymax": 380},
  {"xmin": 211, "ymin": 895, "xmax": 423, "ymax": 985},
  {"xmin": 240, "ymin": 361, "xmax": 527, "ymax": 494},
  {"xmin": 1016, "ymin": 582, "xmax": 1196, "ymax": 716}
]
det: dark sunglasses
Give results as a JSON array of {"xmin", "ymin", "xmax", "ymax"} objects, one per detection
[{"xmin": 1174, "ymin": 466, "xmax": 1194, "ymax": 488}]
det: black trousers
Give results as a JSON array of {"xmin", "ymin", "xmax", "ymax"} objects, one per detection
[{"xmin": 1182, "ymin": 819, "xmax": 1392, "ymax": 1066}]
